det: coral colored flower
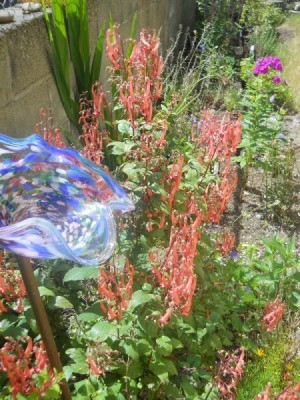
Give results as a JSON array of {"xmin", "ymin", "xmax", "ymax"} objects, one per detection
[
  {"xmin": 197, "ymin": 110, "xmax": 242, "ymax": 162},
  {"xmin": 262, "ymin": 297, "xmax": 285, "ymax": 331},
  {"xmin": 276, "ymin": 383, "xmax": 300, "ymax": 400},
  {"xmin": 78, "ymin": 83, "xmax": 109, "ymax": 165},
  {"xmin": 204, "ymin": 168, "xmax": 238, "ymax": 224},
  {"xmin": 87, "ymin": 343, "xmax": 119, "ymax": 376},
  {"xmin": 106, "ymin": 25, "xmax": 123, "ymax": 70},
  {"xmin": 0, "ymin": 337, "xmax": 55, "ymax": 399},
  {"xmin": 256, "ymin": 382, "xmax": 300, "ymax": 400},
  {"xmin": 0, "ymin": 255, "xmax": 26, "ymax": 314},
  {"xmin": 107, "ymin": 26, "xmax": 163, "ymax": 123},
  {"xmin": 216, "ymin": 347, "xmax": 245, "ymax": 400},
  {"xmin": 35, "ymin": 108, "xmax": 66, "ymax": 148},
  {"xmin": 217, "ymin": 229, "xmax": 235, "ymax": 256},
  {"xmin": 256, "ymin": 382, "xmax": 272, "ymax": 400},
  {"xmin": 98, "ymin": 259, "xmax": 135, "ymax": 320},
  {"xmin": 150, "ymin": 198, "xmax": 203, "ymax": 324}
]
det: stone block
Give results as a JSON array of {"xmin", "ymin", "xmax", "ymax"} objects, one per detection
[
  {"xmin": 0, "ymin": 34, "xmax": 13, "ymax": 107},
  {"xmin": 6, "ymin": 15, "xmax": 51, "ymax": 94},
  {"xmin": 1, "ymin": 75, "xmax": 69, "ymax": 137}
]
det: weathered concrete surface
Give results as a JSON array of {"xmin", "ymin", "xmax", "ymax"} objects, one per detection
[{"xmin": 0, "ymin": 1, "xmax": 196, "ymax": 138}]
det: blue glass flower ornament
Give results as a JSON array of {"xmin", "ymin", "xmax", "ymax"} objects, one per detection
[{"xmin": 0, "ymin": 134, "xmax": 134, "ymax": 265}]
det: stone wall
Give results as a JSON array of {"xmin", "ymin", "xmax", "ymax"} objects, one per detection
[{"xmin": 0, "ymin": 0, "xmax": 196, "ymax": 138}]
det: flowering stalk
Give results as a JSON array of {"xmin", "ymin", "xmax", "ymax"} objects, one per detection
[
  {"xmin": 150, "ymin": 197, "xmax": 203, "ymax": 324},
  {"xmin": 0, "ymin": 254, "xmax": 26, "ymax": 314},
  {"xmin": 216, "ymin": 229, "xmax": 236, "ymax": 256},
  {"xmin": 98, "ymin": 259, "xmax": 135, "ymax": 320},
  {"xmin": 256, "ymin": 382, "xmax": 300, "ymax": 400},
  {"xmin": 78, "ymin": 84, "xmax": 110, "ymax": 165},
  {"xmin": 35, "ymin": 108, "xmax": 66, "ymax": 148},
  {"xmin": 262, "ymin": 297, "xmax": 285, "ymax": 332},
  {"xmin": 87, "ymin": 343, "xmax": 119, "ymax": 376},
  {"xmin": 0, "ymin": 337, "xmax": 55, "ymax": 399},
  {"xmin": 215, "ymin": 347, "xmax": 245, "ymax": 400},
  {"xmin": 106, "ymin": 25, "xmax": 163, "ymax": 124}
]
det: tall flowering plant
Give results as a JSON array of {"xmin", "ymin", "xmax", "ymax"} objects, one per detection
[
  {"xmin": 0, "ymin": 337, "xmax": 59, "ymax": 399},
  {"xmin": 240, "ymin": 56, "xmax": 291, "ymax": 111}
]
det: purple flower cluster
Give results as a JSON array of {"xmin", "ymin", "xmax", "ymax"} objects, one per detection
[{"xmin": 253, "ymin": 56, "xmax": 283, "ymax": 75}]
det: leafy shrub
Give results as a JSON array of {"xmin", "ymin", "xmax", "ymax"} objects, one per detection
[{"xmin": 239, "ymin": 0, "xmax": 285, "ymax": 30}]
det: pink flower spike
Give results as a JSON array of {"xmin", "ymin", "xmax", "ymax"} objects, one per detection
[{"xmin": 262, "ymin": 297, "xmax": 285, "ymax": 331}]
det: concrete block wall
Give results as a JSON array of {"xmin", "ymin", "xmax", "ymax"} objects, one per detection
[{"xmin": 0, "ymin": 1, "xmax": 196, "ymax": 138}]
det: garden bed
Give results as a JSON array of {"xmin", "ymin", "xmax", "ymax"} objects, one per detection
[{"xmin": 0, "ymin": 1, "xmax": 299, "ymax": 399}]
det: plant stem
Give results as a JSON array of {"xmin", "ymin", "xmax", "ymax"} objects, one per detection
[{"xmin": 15, "ymin": 255, "xmax": 71, "ymax": 400}]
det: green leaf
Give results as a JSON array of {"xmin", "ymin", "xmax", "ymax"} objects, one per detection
[
  {"xmin": 136, "ymin": 338, "xmax": 152, "ymax": 356},
  {"xmin": 231, "ymin": 313, "xmax": 243, "ymax": 330},
  {"xmin": 3, "ymin": 326, "xmax": 28, "ymax": 338},
  {"xmin": 90, "ymin": 320, "xmax": 118, "ymax": 341},
  {"xmin": 119, "ymin": 359, "xmax": 143, "ymax": 379},
  {"xmin": 117, "ymin": 120, "xmax": 134, "ymax": 136},
  {"xmin": 54, "ymin": 296, "xmax": 73, "ymax": 309},
  {"xmin": 149, "ymin": 356, "xmax": 177, "ymax": 381},
  {"xmin": 126, "ymin": 12, "xmax": 137, "ymax": 57},
  {"xmin": 64, "ymin": 267, "xmax": 100, "ymax": 282},
  {"xmin": 78, "ymin": 312, "xmax": 100, "ymax": 322},
  {"xmin": 128, "ymin": 290, "xmax": 154, "ymax": 311},
  {"xmin": 38, "ymin": 286, "xmax": 55, "ymax": 297},
  {"xmin": 120, "ymin": 339, "xmax": 139, "ymax": 360},
  {"xmin": 65, "ymin": 348, "xmax": 89, "ymax": 375},
  {"xmin": 137, "ymin": 316, "xmax": 159, "ymax": 338},
  {"xmin": 74, "ymin": 379, "xmax": 97, "ymax": 395},
  {"xmin": 108, "ymin": 141, "xmax": 135, "ymax": 155},
  {"xmin": 170, "ymin": 338, "xmax": 184, "ymax": 349},
  {"xmin": 290, "ymin": 291, "xmax": 300, "ymax": 307},
  {"xmin": 181, "ymin": 380, "xmax": 199, "ymax": 399},
  {"xmin": 107, "ymin": 382, "xmax": 123, "ymax": 397},
  {"xmin": 156, "ymin": 336, "xmax": 173, "ymax": 356}
]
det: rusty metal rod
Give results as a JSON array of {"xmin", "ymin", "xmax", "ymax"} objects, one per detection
[{"xmin": 15, "ymin": 255, "xmax": 71, "ymax": 400}]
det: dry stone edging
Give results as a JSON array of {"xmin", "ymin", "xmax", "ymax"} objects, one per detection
[{"xmin": 0, "ymin": 9, "xmax": 13, "ymax": 23}]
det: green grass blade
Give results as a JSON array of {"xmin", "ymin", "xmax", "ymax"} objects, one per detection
[
  {"xmin": 126, "ymin": 12, "xmax": 137, "ymax": 58},
  {"xmin": 51, "ymin": 0, "xmax": 70, "ymax": 86},
  {"xmin": 65, "ymin": 0, "xmax": 85, "ymax": 95},
  {"xmin": 43, "ymin": 0, "xmax": 79, "ymax": 128},
  {"xmin": 90, "ymin": 24, "xmax": 106, "ymax": 86},
  {"xmin": 78, "ymin": 0, "xmax": 90, "ymax": 80}
]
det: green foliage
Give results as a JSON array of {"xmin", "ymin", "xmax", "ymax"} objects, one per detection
[
  {"xmin": 248, "ymin": 26, "xmax": 278, "ymax": 58},
  {"xmin": 195, "ymin": 0, "xmax": 243, "ymax": 48},
  {"xmin": 236, "ymin": 57, "xmax": 292, "ymax": 194},
  {"xmin": 42, "ymin": 0, "xmax": 105, "ymax": 134},
  {"xmin": 240, "ymin": 0, "xmax": 285, "ymax": 30},
  {"xmin": 237, "ymin": 318, "xmax": 300, "ymax": 399},
  {"xmin": 238, "ymin": 236, "xmax": 300, "ymax": 310},
  {"xmin": 3, "ymin": 232, "xmax": 298, "ymax": 398}
]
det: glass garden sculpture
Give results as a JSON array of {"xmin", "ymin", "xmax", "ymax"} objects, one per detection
[
  {"xmin": 0, "ymin": 133, "xmax": 134, "ymax": 265},
  {"xmin": 0, "ymin": 133, "xmax": 134, "ymax": 399}
]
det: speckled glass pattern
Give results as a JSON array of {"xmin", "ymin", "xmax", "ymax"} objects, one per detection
[{"xmin": 0, "ymin": 134, "xmax": 134, "ymax": 265}]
